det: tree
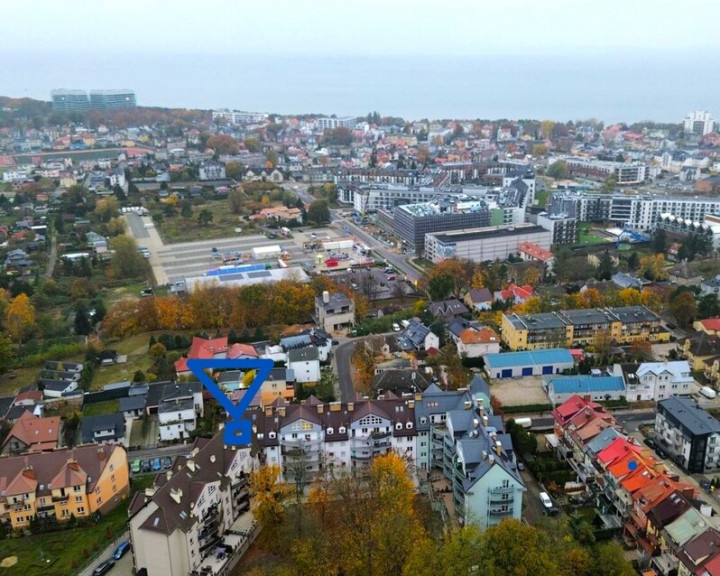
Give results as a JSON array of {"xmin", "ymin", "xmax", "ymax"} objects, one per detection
[
  {"xmin": 248, "ymin": 465, "xmax": 291, "ymax": 535},
  {"xmin": 316, "ymin": 368, "xmax": 337, "ymax": 402},
  {"xmin": 699, "ymin": 293, "xmax": 720, "ymax": 319},
  {"xmin": 630, "ymin": 339, "xmax": 653, "ymax": 362},
  {"xmin": 181, "ymin": 200, "xmax": 193, "ymax": 219},
  {"xmin": 197, "ymin": 209, "xmax": 213, "ymax": 225},
  {"xmin": 229, "ymin": 188, "xmax": 244, "ymax": 214},
  {"xmin": 94, "ymin": 197, "xmax": 120, "ymax": 223},
  {"xmin": 428, "ymin": 274, "xmax": 455, "ymax": 301},
  {"xmin": 479, "ymin": 520, "xmax": 558, "ymax": 576},
  {"xmin": 0, "ymin": 334, "xmax": 15, "ymax": 374},
  {"xmin": 206, "ymin": 135, "xmax": 238, "ymax": 155},
  {"xmin": 307, "ymin": 200, "xmax": 331, "ymax": 224},
  {"xmin": 74, "ymin": 309, "xmax": 91, "ymax": 336},
  {"xmin": 596, "ymin": 250, "xmax": 615, "ymax": 281},
  {"xmin": 652, "ymin": 228, "xmax": 667, "ymax": 254},
  {"xmin": 109, "ymin": 235, "xmax": 147, "ymax": 278},
  {"xmin": 6, "ymin": 293, "xmax": 36, "ymax": 343},
  {"xmin": 546, "ymin": 160, "xmax": 569, "ymax": 179},
  {"xmin": 243, "ymin": 137, "xmax": 260, "ymax": 153},
  {"xmin": 265, "ymin": 149, "xmax": 279, "ymax": 168},
  {"xmin": 670, "ymin": 291, "xmax": 698, "ymax": 328}
]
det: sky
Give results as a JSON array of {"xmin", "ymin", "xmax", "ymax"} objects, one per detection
[{"xmin": 4, "ymin": 0, "xmax": 720, "ymax": 57}]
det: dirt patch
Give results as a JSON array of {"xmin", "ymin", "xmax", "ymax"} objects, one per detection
[
  {"xmin": 489, "ymin": 375, "xmax": 550, "ymax": 407},
  {"xmin": 0, "ymin": 556, "xmax": 17, "ymax": 568}
]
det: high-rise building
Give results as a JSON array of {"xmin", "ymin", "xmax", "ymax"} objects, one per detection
[
  {"xmin": 50, "ymin": 89, "xmax": 90, "ymax": 112},
  {"xmin": 684, "ymin": 110, "xmax": 715, "ymax": 136},
  {"xmin": 89, "ymin": 89, "xmax": 137, "ymax": 110}
]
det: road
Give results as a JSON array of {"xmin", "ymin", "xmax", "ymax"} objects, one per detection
[
  {"xmin": 45, "ymin": 231, "xmax": 57, "ymax": 278},
  {"xmin": 124, "ymin": 212, "xmax": 169, "ymax": 285},
  {"xmin": 77, "ymin": 532, "xmax": 132, "ymax": 576},
  {"xmin": 334, "ymin": 339, "xmax": 359, "ymax": 401}
]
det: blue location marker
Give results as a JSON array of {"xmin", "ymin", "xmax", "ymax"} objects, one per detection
[
  {"xmin": 628, "ymin": 459, "xmax": 638, "ymax": 471},
  {"xmin": 188, "ymin": 358, "xmax": 274, "ymax": 446}
]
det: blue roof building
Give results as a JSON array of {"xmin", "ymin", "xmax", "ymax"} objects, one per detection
[
  {"xmin": 544, "ymin": 375, "xmax": 625, "ymax": 405},
  {"xmin": 484, "ymin": 348, "xmax": 574, "ymax": 379}
]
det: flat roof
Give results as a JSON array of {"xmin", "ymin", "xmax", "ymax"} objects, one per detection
[
  {"xmin": 506, "ymin": 312, "xmax": 567, "ymax": 331},
  {"xmin": 484, "ymin": 349, "xmax": 574, "ymax": 369},
  {"xmin": 562, "ymin": 308, "xmax": 615, "ymax": 326},
  {"xmin": 429, "ymin": 224, "xmax": 548, "ymax": 244}
]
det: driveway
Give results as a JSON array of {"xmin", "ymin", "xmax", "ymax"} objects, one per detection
[{"xmin": 333, "ymin": 339, "xmax": 358, "ymax": 402}]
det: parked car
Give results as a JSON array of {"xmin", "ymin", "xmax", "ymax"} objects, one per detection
[
  {"xmin": 131, "ymin": 459, "xmax": 141, "ymax": 474},
  {"xmin": 141, "ymin": 459, "xmax": 151, "ymax": 473},
  {"xmin": 655, "ymin": 447, "xmax": 668, "ymax": 459},
  {"xmin": 539, "ymin": 492, "xmax": 553, "ymax": 509},
  {"xmin": 163, "ymin": 456, "xmax": 173, "ymax": 469},
  {"xmin": 643, "ymin": 437, "xmax": 656, "ymax": 449},
  {"xmin": 113, "ymin": 541, "xmax": 131, "ymax": 560},
  {"xmin": 152, "ymin": 457, "xmax": 162, "ymax": 471},
  {"xmin": 93, "ymin": 560, "xmax": 115, "ymax": 576},
  {"xmin": 140, "ymin": 288, "xmax": 153, "ymax": 297}
]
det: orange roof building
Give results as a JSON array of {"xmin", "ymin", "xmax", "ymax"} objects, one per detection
[{"xmin": 0, "ymin": 410, "xmax": 60, "ymax": 455}]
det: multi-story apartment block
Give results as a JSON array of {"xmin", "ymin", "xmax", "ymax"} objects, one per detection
[
  {"xmin": 51, "ymin": 89, "xmax": 90, "ymax": 113},
  {"xmin": 611, "ymin": 361, "xmax": 695, "ymax": 402},
  {"xmin": 211, "ymin": 109, "xmax": 269, "ymax": 124},
  {"xmin": 655, "ymin": 397, "xmax": 720, "ymax": 473},
  {"xmin": 548, "ymin": 192, "xmax": 720, "ymax": 231},
  {"xmin": 501, "ymin": 306, "xmax": 669, "ymax": 351},
  {"xmin": 253, "ymin": 374, "xmax": 524, "ymax": 529},
  {"xmin": 315, "ymin": 116, "xmax": 357, "ymax": 131},
  {"xmin": 198, "ymin": 161, "xmax": 227, "ymax": 181},
  {"xmin": 684, "ymin": 111, "xmax": 715, "ymax": 136},
  {"xmin": 128, "ymin": 433, "xmax": 253, "ymax": 576},
  {"xmin": 314, "ymin": 291, "xmax": 355, "ymax": 332},
  {"xmin": 0, "ymin": 444, "xmax": 129, "ymax": 530},
  {"xmin": 89, "ymin": 90, "xmax": 137, "ymax": 110},
  {"xmin": 555, "ymin": 157, "xmax": 649, "ymax": 185},
  {"xmin": 392, "ymin": 201, "xmax": 490, "ymax": 254},
  {"xmin": 425, "ymin": 223, "xmax": 552, "ymax": 263},
  {"xmin": 537, "ymin": 211, "xmax": 578, "ymax": 244}
]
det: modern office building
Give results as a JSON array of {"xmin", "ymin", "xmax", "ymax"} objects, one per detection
[
  {"xmin": 424, "ymin": 223, "xmax": 551, "ymax": 263},
  {"xmin": 392, "ymin": 201, "xmax": 490, "ymax": 253},
  {"xmin": 51, "ymin": 89, "xmax": 90, "ymax": 113},
  {"xmin": 89, "ymin": 89, "xmax": 137, "ymax": 110},
  {"xmin": 501, "ymin": 306, "xmax": 669, "ymax": 351},
  {"xmin": 684, "ymin": 111, "xmax": 715, "ymax": 136}
]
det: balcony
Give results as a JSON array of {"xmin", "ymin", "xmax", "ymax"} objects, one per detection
[
  {"xmin": 280, "ymin": 437, "xmax": 322, "ymax": 449},
  {"xmin": 652, "ymin": 552, "xmax": 679, "ymax": 576},
  {"xmin": 488, "ymin": 508, "xmax": 514, "ymax": 517},
  {"xmin": 488, "ymin": 494, "xmax": 514, "ymax": 504},
  {"xmin": 489, "ymin": 486, "xmax": 515, "ymax": 494}
]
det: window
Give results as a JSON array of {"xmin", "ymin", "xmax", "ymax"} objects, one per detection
[
  {"xmin": 77, "ymin": 507, "xmax": 85, "ymax": 514},
  {"xmin": 97, "ymin": 497, "xmax": 102, "ymax": 505},
  {"xmin": 75, "ymin": 496, "xmax": 83, "ymax": 503},
  {"xmin": 112, "ymin": 485, "xmax": 117, "ymax": 493},
  {"xmin": 74, "ymin": 485, "xmax": 82, "ymax": 492}
]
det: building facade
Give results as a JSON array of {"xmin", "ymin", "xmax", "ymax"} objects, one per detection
[
  {"xmin": 89, "ymin": 90, "xmax": 137, "ymax": 110},
  {"xmin": 684, "ymin": 111, "xmax": 715, "ymax": 136},
  {"xmin": 51, "ymin": 89, "xmax": 90, "ymax": 113}
]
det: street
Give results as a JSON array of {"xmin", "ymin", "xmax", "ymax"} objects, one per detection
[
  {"xmin": 333, "ymin": 339, "xmax": 358, "ymax": 402},
  {"xmin": 77, "ymin": 532, "xmax": 132, "ymax": 576}
]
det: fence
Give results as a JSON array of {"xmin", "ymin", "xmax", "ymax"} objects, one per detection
[
  {"xmin": 84, "ymin": 386, "xmax": 131, "ymax": 405},
  {"xmin": 216, "ymin": 525, "xmax": 260, "ymax": 576}
]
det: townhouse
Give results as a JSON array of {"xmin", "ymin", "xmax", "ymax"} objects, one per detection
[
  {"xmin": 610, "ymin": 361, "xmax": 694, "ymax": 402},
  {"xmin": 0, "ymin": 444, "xmax": 129, "ymax": 530},
  {"xmin": 128, "ymin": 433, "xmax": 253, "ymax": 576},
  {"xmin": 501, "ymin": 305, "xmax": 668, "ymax": 351}
]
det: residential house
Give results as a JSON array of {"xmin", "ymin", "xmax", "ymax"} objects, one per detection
[
  {"xmin": 80, "ymin": 414, "xmax": 126, "ymax": 445},
  {"xmin": 517, "ymin": 242, "xmax": 555, "ymax": 274},
  {"xmin": 158, "ymin": 382, "xmax": 204, "ymax": 442},
  {"xmin": 611, "ymin": 361, "xmax": 694, "ymax": 402},
  {"xmin": 286, "ymin": 347, "xmax": 320, "ymax": 383},
  {"xmin": 119, "ymin": 396, "xmax": 147, "ymax": 419},
  {"xmin": 676, "ymin": 528, "xmax": 720, "ymax": 576},
  {"xmin": 280, "ymin": 329, "xmax": 332, "ymax": 362},
  {"xmin": 0, "ymin": 444, "xmax": 129, "ymax": 530},
  {"xmin": 656, "ymin": 508, "xmax": 710, "ymax": 576},
  {"xmin": 371, "ymin": 370, "xmax": 430, "ymax": 397},
  {"xmin": 655, "ymin": 397, "xmax": 720, "ymax": 473},
  {"xmin": 701, "ymin": 276, "xmax": 720, "ymax": 298},
  {"xmin": 396, "ymin": 319, "xmax": 440, "ymax": 352},
  {"xmin": 544, "ymin": 374, "xmax": 626, "ymax": 405},
  {"xmin": 174, "ymin": 336, "xmax": 231, "ymax": 377},
  {"xmin": 463, "ymin": 288, "xmax": 493, "ymax": 311},
  {"xmin": 198, "ymin": 161, "xmax": 226, "ymax": 181},
  {"xmin": 39, "ymin": 379, "xmax": 79, "ymax": 398},
  {"xmin": 683, "ymin": 332, "xmax": 720, "ymax": 372},
  {"xmin": 427, "ymin": 299, "xmax": 469, "ymax": 321},
  {"xmin": 494, "ymin": 283, "xmax": 534, "ymax": 305},
  {"xmin": 6, "ymin": 390, "xmax": 44, "ymax": 423},
  {"xmin": 484, "ymin": 349, "xmax": 574, "ymax": 379},
  {"xmin": 128, "ymin": 433, "xmax": 253, "ymax": 576},
  {"xmin": 314, "ymin": 291, "xmax": 355, "ymax": 333},
  {"xmin": 0, "ymin": 411, "xmax": 61, "ymax": 455},
  {"xmin": 456, "ymin": 327, "xmax": 501, "ymax": 359}
]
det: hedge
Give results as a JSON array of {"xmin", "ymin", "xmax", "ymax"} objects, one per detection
[{"xmin": 501, "ymin": 403, "xmax": 554, "ymax": 415}]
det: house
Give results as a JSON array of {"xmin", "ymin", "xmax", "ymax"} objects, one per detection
[
  {"xmin": 701, "ymin": 276, "xmax": 720, "ymax": 298},
  {"xmin": 119, "ymin": 395, "xmax": 147, "ymax": 419},
  {"xmin": 0, "ymin": 411, "xmax": 61, "ymax": 455},
  {"xmin": 456, "ymin": 326, "xmax": 501, "ymax": 358},
  {"xmin": 655, "ymin": 397, "xmax": 720, "ymax": 473},
  {"xmin": 675, "ymin": 528, "xmax": 720, "ymax": 576},
  {"xmin": 217, "ymin": 367, "xmax": 294, "ymax": 406},
  {"xmin": 0, "ymin": 443, "xmax": 129, "ymax": 530},
  {"xmin": 81, "ymin": 413, "xmax": 127, "ymax": 445},
  {"xmin": 286, "ymin": 346, "xmax": 320, "ymax": 383},
  {"xmin": 371, "ymin": 370, "xmax": 430, "ymax": 397},
  {"xmin": 280, "ymin": 329, "xmax": 332, "ymax": 362},
  {"xmin": 484, "ymin": 349, "xmax": 574, "ymax": 379},
  {"xmin": 694, "ymin": 318, "xmax": 720, "ymax": 336},
  {"xmin": 544, "ymin": 374, "xmax": 626, "ymax": 405},
  {"xmin": 494, "ymin": 283, "xmax": 534, "ymax": 305},
  {"xmin": 128, "ymin": 433, "xmax": 253, "ymax": 576},
  {"xmin": 198, "ymin": 161, "xmax": 226, "ymax": 181},
  {"xmin": 427, "ymin": 299, "xmax": 469, "ymax": 321},
  {"xmin": 683, "ymin": 333, "xmax": 720, "ymax": 372},
  {"xmin": 612, "ymin": 272, "xmax": 647, "ymax": 290},
  {"xmin": 174, "ymin": 336, "xmax": 230, "ymax": 376},
  {"xmin": 396, "ymin": 319, "xmax": 439, "ymax": 352},
  {"xmin": 6, "ymin": 390, "xmax": 44, "ymax": 423},
  {"xmin": 39, "ymin": 379, "xmax": 79, "ymax": 398},
  {"xmin": 517, "ymin": 242, "xmax": 555, "ymax": 273},
  {"xmin": 158, "ymin": 382, "xmax": 204, "ymax": 442},
  {"xmin": 314, "ymin": 291, "xmax": 355, "ymax": 332},
  {"xmin": 464, "ymin": 288, "xmax": 493, "ymax": 311},
  {"xmin": 610, "ymin": 361, "xmax": 694, "ymax": 402}
]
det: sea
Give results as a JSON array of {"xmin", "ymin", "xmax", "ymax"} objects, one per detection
[{"xmin": 3, "ymin": 51, "xmax": 719, "ymax": 124}]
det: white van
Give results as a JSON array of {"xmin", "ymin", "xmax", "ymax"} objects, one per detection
[{"xmin": 700, "ymin": 386, "xmax": 717, "ymax": 399}]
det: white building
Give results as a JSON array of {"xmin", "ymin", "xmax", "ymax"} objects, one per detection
[
  {"xmin": 684, "ymin": 110, "xmax": 715, "ymax": 136},
  {"xmin": 316, "ymin": 116, "xmax": 357, "ymax": 131},
  {"xmin": 612, "ymin": 361, "xmax": 694, "ymax": 402},
  {"xmin": 128, "ymin": 433, "xmax": 253, "ymax": 576},
  {"xmin": 158, "ymin": 383, "xmax": 204, "ymax": 442},
  {"xmin": 211, "ymin": 109, "xmax": 268, "ymax": 124},
  {"xmin": 314, "ymin": 291, "xmax": 355, "ymax": 333},
  {"xmin": 424, "ymin": 223, "xmax": 551, "ymax": 264},
  {"xmin": 286, "ymin": 346, "xmax": 321, "ymax": 383}
]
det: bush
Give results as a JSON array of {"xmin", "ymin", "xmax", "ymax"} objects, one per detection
[{"xmin": 501, "ymin": 403, "xmax": 554, "ymax": 414}]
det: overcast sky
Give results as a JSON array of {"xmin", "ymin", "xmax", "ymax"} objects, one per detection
[{"xmin": 4, "ymin": 0, "xmax": 720, "ymax": 56}]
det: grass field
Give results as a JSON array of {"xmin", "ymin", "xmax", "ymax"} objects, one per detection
[
  {"xmin": 577, "ymin": 224, "xmax": 610, "ymax": 245},
  {"xmin": 155, "ymin": 201, "xmax": 258, "ymax": 244},
  {"xmin": 82, "ymin": 399, "xmax": 119, "ymax": 417},
  {"xmin": 93, "ymin": 332, "xmax": 155, "ymax": 389}
]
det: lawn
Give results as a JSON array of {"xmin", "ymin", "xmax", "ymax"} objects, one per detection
[
  {"xmin": 534, "ymin": 189, "xmax": 552, "ymax": 208},
  {"xmin": 577, "ymin": 224, "xmax": 610, "ymax": 245},
  {"xmin": 411, "ymin": 258, "xmax": 435, "ymax": 270},
  {"xmin": 82, "ymin": 399, "xmax": 119, "ymax": 417},
  {"xmin": 155, "ymin": 200, "xmax": 259, "ymax": 244},
  {"xmin": 92, "ymin": 332, "xmax": 156, "ymax": 389}
]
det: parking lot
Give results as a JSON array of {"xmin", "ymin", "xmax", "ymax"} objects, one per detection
[
  {"xmin": 489, "ymin": 375, "xmax": 550, "ymax": 407},
  {"xmin": 329, "ymin": 266, "xmax": 414, "ymax": 300}
]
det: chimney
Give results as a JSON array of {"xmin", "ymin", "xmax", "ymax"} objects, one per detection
[
  {"xmin": 330, "ymin": 402, "xmax": 341, "ymax": 412},
  {"xmin": 347, "ymin": 402, "xmax": 354, "ymax": 412},
  {"xmin": 322, "ymin": 290, "xmax": 330, "ymax": 304},
  {"xmin": 22, "ymin": 467, "xmax": 36, "ymax": 480},
  {"xmin": 495, "ymin": 440, "xmax": 502, "ymax": 457},
  {"xmin": 165, "ymin": 471, "xmax": 172, "ymax": 481},
  {"xmin": 145, "ymin": 487, "xmax": 156, "ymax": 497},
  {"xmin": 464, "ymin": 401, "xmax": 472, "ymax": 410},
  {"xmin": 170, "ymin": 488, "xmax": 182, "ymax": 504},
  {"xmin": 187, "ymin": 460, "xmax": 196, "ymax": 472},
  {"xmin": 97, "ymin": 447, "xmax": 106, "ymax": 460},
  {"xmin": 210, "ymin": 455, "xmax": 216, "ymax": 463},
  {"xmin": 482, "ymin": 415, "xmax": 489, "ymax": 427},
  {"xmin": 408, "ymin": 400, "xmax": 415, "ymax": 409},
  {"xmin": 317, "ymin": 404, "xmax": 324, "ymax": 414},
  {"xmin": 278, "ymin": 407, "xmax": 286, "ymax": 418},
  {"xmin": 473, "ymin": 418, "xmax": 479, "ymax": 428},
  {"xmin": 414, "ymin": 392, "xmax": 422, "ymax": 401},
  {"xmin": 482, "ymin": 450, "xmax": 488, "ymax": 460},
  {"xmin": 265, "ymin": 406, "xmax": 272, "ymax": 417},
  {"xmin": 488, "ymin": 454, "xmax": 495, "ymax": 465}
]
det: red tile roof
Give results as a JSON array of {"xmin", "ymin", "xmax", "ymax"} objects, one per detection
[
  {"xmin": 699, "ymin": 318, "xmax": 720, "ymax": 332},
  {"xmin": 1, "ymin": 411, "xmax": 60, "ymax": 452},
  {"xmin": 517, "ymin": 241, "xmax": 554, "ymax": 262},
  {"xmin": 174, "ymin": 336, "xmax": 229, "ymax": 373}
]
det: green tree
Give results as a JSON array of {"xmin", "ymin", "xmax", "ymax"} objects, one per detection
[
  {"xmin": 670, "ymin": 291, "xmax": 698, "ymax": 328},
  {"xmin": 698, "ymin": 293, "xmax": 720, "ymax": 319},
  {"xmin": 316, "ymin": 368, "xmax": 337, "ymax": 402},
  {"xmin": 181, "ymin": 200, "xmax": 193, "ymax": 219},
  {"xmin": 596, "ymin": 250, "xmax": 615, "ymax": 281},
  {"xmin": 109, "ymin": 235, "xmax": 147, "ymax": 278},
  {"xmin": 428, "ymin": 274, "xmax": 455, "ymax": 300},
  {"xmin": 307, "ymin": 200, "xmax": 330, "ymax": 224},
  {"xmin": 0, "ymin": 334, "xmax": 15, "ymax": 374},
  {"xmin": 265, "ymin": 149, "xmax": 279, "ymax": 168},
  {"xmin": 546, "ymin": 160, "xmax": 569, "ymax": 179},
  {"xmin": 243, "ymin": 137, "xmax": 260, "ymax": 153},
  {"xmin": 74, "ymin": 309, "xmax": 91, "ymax": 336},
  {"xmin": 652, "ymin": 228, "xmax": 667, "ymax": 253},
  {"xmin": 197, "ymin": 209, "xmax": 213, "ymax": 225},
  {"xmin": 229, "ymin": 188, "xmax": 244, "ymax": 214}
]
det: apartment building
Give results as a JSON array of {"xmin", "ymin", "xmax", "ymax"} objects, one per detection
[
  {"xmin": 89, "ymin": 90, "xmax": 137, "ymax": 110},
  {"xmin": 425, "ymin": 223, "xmax": 552, "ymax": 264},
  {"xmin": 211, "ymin": 109, "xmax": 268, "ymax": 124},
  {"xmin": 684, "ymin": 110, "xmax": 715, "ymax": 136},
  {"xmin": 128, "ymin": 433, "xmax": 253, "ymax": 576},
  {"xmin": 0, "ymin": 444, "xmax": 129, "ymax": 530},
  {"xmin": 536, "ymin": 211, "xmax": 578, "ymax": 244},
  {"xmin": 314, "ymin": 291, "xmax": 355, "ymax": 332},
  {"xmin": 560, "ymin": 157, "xmax": 648, "ymax": 184},
  {"xmin": 51, "ymin": 89, "xmax": 90, "ymax": 113},
  {"xmin": 655, "ymin": 397, "xmax": 720, "ymax": 473},
  {"xmin": 501, "ymin": 305, "xmax": 668, "ymax": 351},
  {"xmin": 157, "ymin": 382, "xmax": 204, "ymax": 442},
  {"xmin": 316, "ymin": 116, "xmax": 357, "ymax": 131},
  {"xmin": 610, "ymin": 361, "xmax": 695, "ymax": 402}
]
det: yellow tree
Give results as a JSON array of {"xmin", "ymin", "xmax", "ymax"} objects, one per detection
[
  {"xmin": 582, "ymin": 287, "xmax": 605, "ymax": 308},
  {"xmin": 6, "ymin": 293, "xmax": 36, "ymax": 343},
  {"xmin": 618, "ymin": 288, "xmax": 642, "ymax": 306},
  {"xmin": 248, "ymin": 464, "xmax": 291, "ymax": 532}
]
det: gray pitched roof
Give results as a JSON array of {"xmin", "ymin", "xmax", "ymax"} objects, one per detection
[{"xmin": 80, "ymin": 413, "xmax": 126, "ymax": 444}]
